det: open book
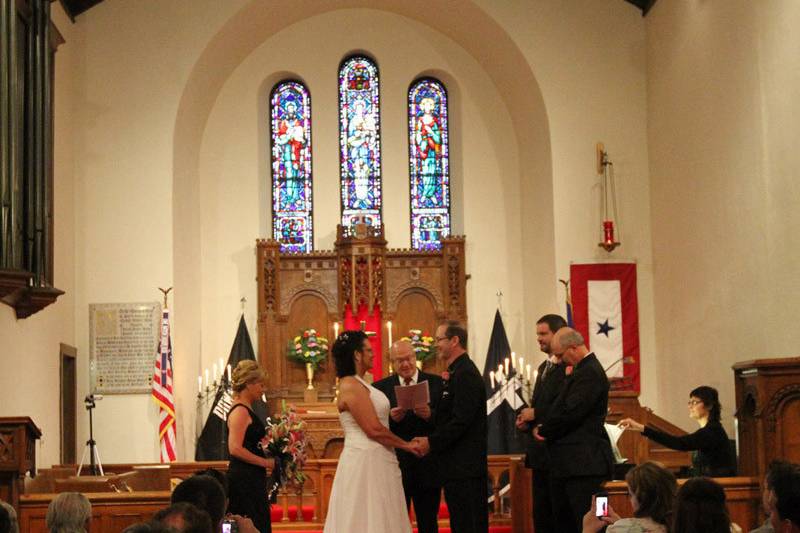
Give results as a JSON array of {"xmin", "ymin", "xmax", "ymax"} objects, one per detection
[
  {"xmin": 394, "ymin": 380, "xmax": 430, "ymax": 410},
  {"xmin": 604, "ymin": 423, "xmax": 628, "ymax": 464}
]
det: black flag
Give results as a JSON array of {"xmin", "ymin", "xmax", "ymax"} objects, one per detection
[
  {"xmin": 483, "ymin": 309, "xmax": 527, "ymax": 455},
  {"xmin": 195, "ymin": 315, "xmax": 268, "ymax": 460}
]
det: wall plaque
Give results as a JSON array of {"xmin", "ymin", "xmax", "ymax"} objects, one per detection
[{"xmin": 89, "ymin": 302, "xmax": 161, "ymax": 394}]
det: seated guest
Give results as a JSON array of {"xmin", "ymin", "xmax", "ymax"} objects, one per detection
[
  {"xmin": 763, "ymin": 460, "xmax": 800, "ymax": 533},
  {"xmin": 672, "ymin": 477, "xmax": 741, "ymax": 533},
  {"xmin": 582, "ymin": 461, "xmax": 677, "ymax": 533},
  {"xmin": 0, "ymin": 500, "xmax": 17, "ymax": 533},
  {"xmin": 45, "ymin": 492, "xmax": 91, "ymax": 533},
  {"xmin": 171, "ymin": 474, "xmax": 226, "ymax": 529},
  {"xmin": 153, "ymin": 502, "xmax": 213, "ymax": 533},
  {"xmin": 619, "ymin": 386, "xmax": 736, "ymax": 476}
]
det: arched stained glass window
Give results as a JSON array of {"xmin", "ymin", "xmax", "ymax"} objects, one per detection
[
  {"xmin": 408, "ymin": 78, "xmax": 450, "ymax": 250},
  {"xmin": 338, "ymin": 55, "xmax": 382, "ymax": 234},
  {"xmin": 271, "ymin": 80, "xmax": 313, "ymax": 253}
]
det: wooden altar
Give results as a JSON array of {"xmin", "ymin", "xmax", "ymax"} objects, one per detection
[
  {"xmin": 256, "ymin": 224, "xmax": 468, "ymax": 407},
  {"xmin": 733, "ymin": 356, "xmax": 800, "ymax": 478},
  {"xmin": 0, "ymin": 417, "xmax": 41, "ymax": 510}
]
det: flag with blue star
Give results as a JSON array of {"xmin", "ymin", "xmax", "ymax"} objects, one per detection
[{"xmin": 586, "ymin": 280, "xmax": 624, "ymax": 378}]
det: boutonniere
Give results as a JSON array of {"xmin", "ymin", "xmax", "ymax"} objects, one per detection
[{"xmin": 441, "ymin": 371, "xmax": 450, "ymax": 382}]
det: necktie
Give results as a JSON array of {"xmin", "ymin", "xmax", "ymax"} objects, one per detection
[
  {"xmin": 404, "ymin": 377, "xmax": 412, "ymax": 386},
  {"xmin": 542, "ymin": 361, "xmax": 554, "ymax": 380}
]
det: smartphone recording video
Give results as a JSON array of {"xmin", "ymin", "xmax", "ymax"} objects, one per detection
[
  {"xmin": 221, "ymin": 519, "xmax": 239, "ymax": 533},
  {"xmin": 595, "ymin": 493, "xmax": 609, "ymax": 517}
]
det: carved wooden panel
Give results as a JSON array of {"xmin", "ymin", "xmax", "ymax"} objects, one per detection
[
  {"xmin": 390, "ymin": 290, "xmax": 443, "ymax": 374},
  {"xmin": 777, "ymin": 396, "xmax": 800, "ymax": 463},
  {"xmin": 283, "ymin": 295, "xmax": 335, "ymax": 396}
]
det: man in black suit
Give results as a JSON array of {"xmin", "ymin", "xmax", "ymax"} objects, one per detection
[
  {"xmin": 373, "ymin": 340, "xmax": 444, "ymax": 533},
  {"xmin": 415, "ymin": 320, "xmax": 488, "ymax": 533},
  {"xmin": 533, "ymin": 327, "xmax": 613, "ymax": 533},
  {"xmin": 515, "ymin": 314, "xmax": 568, "ymax": 533}
]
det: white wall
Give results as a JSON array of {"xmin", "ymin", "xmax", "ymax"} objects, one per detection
[
  {"xmin": 0, "ymin": 3, "xmax": 77, "ymax": 469},
  {"xmin": 2, "ymin": 0, "xmax": 658, "ymax": 464},
  {"xmin": 647, "ymin": 0, "xmax": 800, "ymax": 434}
]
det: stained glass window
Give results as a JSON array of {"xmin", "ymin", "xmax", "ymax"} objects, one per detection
[
  {"xmin": 408, "ymin": 78, "xmax": 450, "ymax": 250},
  {"xmin": 271, "ymin": 80, "xmax": 313, "ymax": 253},
  {"xmin": 339, "ymin": 55, "xmax": 382, "ymax": 234}
]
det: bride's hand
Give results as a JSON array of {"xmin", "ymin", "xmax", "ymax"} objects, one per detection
[{"xmin": 404, "ymin": 440, "xmax": 424, "ymax": 457}]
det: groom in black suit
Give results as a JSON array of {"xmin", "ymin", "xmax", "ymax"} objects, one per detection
[
  {"xmin": 373, "ymin": 340, "xmax": 443, "ymax": 533},
  {"xmin": 415, "ymin": 320, "xmax": 488, "ymax": 533}
]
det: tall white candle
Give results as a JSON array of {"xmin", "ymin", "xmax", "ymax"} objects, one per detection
[
  {"xmin": 204, "ymin": 368, "xmax": 209, "ymax": 388},
  {"xmin": 511, "ymin": 352, "xmax": 516, "ymax": 369},
  {"xmin": 519, "ymin": 357, "xmax": 524, "ymax": 373},
  {"xmin": 198, "ymin": 375, "xmax": 202, "ymax": 394},
  {"xmin": 490, "ymin": 370, "xmax": 496, "ymax": 389},
  {"xmin": 526, "ymin": 364, "xmax": 531, "ymax": 382},
  {"xmin": 226, "ymin": 364, "xmax": 231, "ymax": 382},
  {"xmin": 218, "ymin": 358, "xmax": 224, "ymax": 377},
  {"xmin": 533, "ymin": 369, "xmax": 539, "ymax": 382},
  {"xmin": 212, "ymin": 363, "xmax": 217, "ymax": 380},
  {"xmin": 387, "ymin": 321, "xmax": 393, "ymax": 347},
  {"xmin": 334, "ymin": 322, "xmax": 340, "ymax": 339},
  {"xmin": 497, "ymin": 363, "xmax": 504, "ymax": 382},
  {"xmin": 504, "ymin": 357, "xmax": 510, "ymax": 376}
]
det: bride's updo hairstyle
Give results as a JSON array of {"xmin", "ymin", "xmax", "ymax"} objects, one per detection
[
  {"xmin": 332, "ymin": 330, "xmax": 368, "ymax": 378},
  {"xmin": 231, "ymin": 360, "xmax": 266, "ymax": 393}
]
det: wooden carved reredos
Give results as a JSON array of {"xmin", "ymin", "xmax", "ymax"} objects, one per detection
[{"xmin": 257, "ymin": 224, "xmax": 468, "ymax": 402}]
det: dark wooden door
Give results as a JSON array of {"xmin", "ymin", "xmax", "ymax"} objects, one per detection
[{"xmin": 60, "ymin": 344, "xmax": 77, "ymax": 464}]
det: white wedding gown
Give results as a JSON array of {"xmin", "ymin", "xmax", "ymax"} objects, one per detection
[{"xmin": 323, "ymin": 375, "xmax": 412, "ymax": 533}]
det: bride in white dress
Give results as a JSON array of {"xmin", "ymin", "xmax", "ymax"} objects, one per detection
[{"xmin": 323, "ymin": 330, "xmax": 422, "ymax": 533}]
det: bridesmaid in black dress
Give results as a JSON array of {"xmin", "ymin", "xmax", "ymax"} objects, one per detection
[{"xmin": 227, "ymin": 360, "xmax": 274, "ymax": 533}]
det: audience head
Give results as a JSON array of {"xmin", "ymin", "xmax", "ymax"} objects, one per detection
[
  {"xmin": 688, "ymin": 385, "xmax": 721, "ymax": 424},
  {"xmin": 193, "ymin": 468, "xmax": 229, "ymax": 499},
  {"xmin": 551, "ymin": 327, "xmax": 587, "ymax": 366},
  {"xmin": 231, "ymin": 360, "xmax": 266, "ymax": 399},
  {"xmin": 0, "ymin": 504, "xmax": 10, "ymax": 533},
  {"xmin": 153, "ymin": 502, "xmax": 212, "ymax": 533},
  {"xmin": 765, "ymin": 460, "xmax": 800, "ymax": 532},
  {"xmin": 625, "ymin": 462, "xmax": 677, "ymax": 525},
  {"xmin": 332, "ymin": 330, "xmax": 370, "ymax": 377},
  {"xmin": 45, "ymin": 492, "xmax": 91, "ymax": 533},
  {"xmin": 170, "ymin": 475, "xmax": 226, "ymax": 528},
  {"xmin": 122, "ymin": 522, "xmax": 175, "ymax": 533},
  {"xmin": 390, "ymin": 340, "xmax": 417, "ymax": 380},
  {"xmin": 0, "ymin": 501, "xmax": 17, "ymax": 533},
  {"xmin": 671, "ymin": 477, "xmax": 731, "ymax": 533},
  {"xmin": 435, "ymin": 320, "xmax": 468, "ymax": 361},
  {"xmin": 535, "ymin": 314, "xmax": 567, "ymax": 355}
]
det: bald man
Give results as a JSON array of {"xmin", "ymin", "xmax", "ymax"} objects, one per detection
[
  {"xmin": 373, "ymin": 340, "xmax": 444, "ymax": 533},
  {"xmin": 533, "ymin": 328, "xmax": 614, "ymax": 533}
]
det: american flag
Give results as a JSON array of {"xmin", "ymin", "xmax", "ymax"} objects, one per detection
[{"xmin": 152, "ymin": 308, "xmax": 177, "ymax": 462}]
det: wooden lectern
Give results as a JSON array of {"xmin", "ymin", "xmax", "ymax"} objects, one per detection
[
  {"xmin": 0, "ymin": 417, "xmax": 41, "ymax": 510},
  {"xmin": 734, "ymin": 357, "xmax": 800, "ymax": 478}
]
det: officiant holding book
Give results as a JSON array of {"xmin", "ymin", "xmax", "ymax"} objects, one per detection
[{"xmin": 373, "ymin": 340, "xmax": 444, "ymax": 533}]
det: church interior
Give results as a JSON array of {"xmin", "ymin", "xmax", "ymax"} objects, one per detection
[{"xmin": 1, "ymin": 0, "xmax": 799, "ymax": 531}]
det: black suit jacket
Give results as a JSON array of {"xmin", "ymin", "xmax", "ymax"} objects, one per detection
[
  {"xmin": 522, "ymin": 359, "xmax": 567, "ymax": 470},
  {"xmin": 538, "ymin": 353, "xmax": 613, "ymax": 479},
  {"xmin": 428, "ymin": 353, "xmax": 488, "ymax": 481},
  {"xmin": 373, "ymin": 371, "xmax": 444, "ymax": 487}
]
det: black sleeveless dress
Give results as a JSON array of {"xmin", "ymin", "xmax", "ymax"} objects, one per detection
[{"xmin": 227, "ymin": 403, "xmax": 271, "ymax": 533}]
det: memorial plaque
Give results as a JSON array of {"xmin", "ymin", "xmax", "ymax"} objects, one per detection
[{"xmin": 89, "ymin": 302, "xmax": 161, "ymax": 394}]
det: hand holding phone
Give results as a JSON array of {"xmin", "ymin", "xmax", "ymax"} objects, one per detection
[{"xmin": 221, "ymin": 518, "xmax": 239, "ymax": 533}]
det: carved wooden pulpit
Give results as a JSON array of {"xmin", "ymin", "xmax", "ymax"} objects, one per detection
[
  {"xmin": 257, "ymin": 225, "xmax": 467, "ymax": 457},
  {"xmin": 0, "ymin": 417, "xmax": 41, "ymax": 510}
]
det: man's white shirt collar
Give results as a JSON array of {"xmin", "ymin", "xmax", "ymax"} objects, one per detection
[{"xmin": 401, "ymin": 369, "xmax": 419, "ymax": 385}]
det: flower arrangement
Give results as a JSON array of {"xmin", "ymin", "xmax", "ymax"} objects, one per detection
[
  {"xmin": 260, "ymin": 401, "xmax": 308, "ymax": 498},
  {"xmin": 286, "ymin": 328, "xmax": 329, "ymax": 370},
  {"xmin": 400, "ymin": 329, "xmax": 437, "ymax": 363}
]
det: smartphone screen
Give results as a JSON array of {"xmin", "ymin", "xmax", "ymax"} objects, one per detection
[
  {"xmin": 595, "ymin": 495, "xmax": 609, "ymax": 517},
  {"xmin": 221, "ymin": 525, "xmax": 232, "ymax": 533}
]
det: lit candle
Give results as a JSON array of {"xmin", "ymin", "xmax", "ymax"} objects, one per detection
[
  {"xmin": 526, "ymin": 364, "xmax": 531, "ymax": 382},
  {"xmin": 519, "ymin": 357, "xmax": 524, "ymax": 373},
  {"xmin": 497, "ymin": 363, "xmax": 504, "ymax": 382},
  {"xmin": 504, "ymin": 357, "xmax": 510, "ymax": 376},
  {"xmin": 218, "ymin": 358, "xmax": 224, "ymax": 377},
  {"xmin": 212, "ymin": 363, "xmax": 217, "ymax": 380},
  {"xmin": 334, "ymin": 322, "xmax": 340, "ymax": 339},
  {"xmin": 204, "ymin": 368, "xmax": 209, "ymax": 388},
  {"xmin": 226, "ymin": 364, "xmax": 231, "ymax": 382},
  {"xmin": 511, "ymin": 352, "xmax": 516, "ymax": 370},
  {"xmin": 490, "ymin": 370, "xmax": 496, "ymax": 389},
  {"xmin": 198, "ymin": 375, "xmax": 202, "ymax": 394},
  {"xmin": 387, "ymin": 321, "xmax": 393, "ymax": 348}
]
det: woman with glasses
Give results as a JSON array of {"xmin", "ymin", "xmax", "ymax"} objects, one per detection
[{"xmin": 618, "ymin": 386, "xmax": 736, "ymax": 477}]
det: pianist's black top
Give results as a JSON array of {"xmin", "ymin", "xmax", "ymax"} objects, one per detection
[{"xmin": 642, "ymin": 421, "xmax": 736, "ymax": 476}]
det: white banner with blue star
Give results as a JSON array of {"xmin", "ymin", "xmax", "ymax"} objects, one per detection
[{"xmin": 588, "ymin": 280, "xmax": 623, "ymax": 378}]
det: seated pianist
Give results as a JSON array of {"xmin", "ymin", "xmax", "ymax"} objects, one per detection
[{"xmin": 618, "ymin": 385, "xmax": 736, "ymax": 477}]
